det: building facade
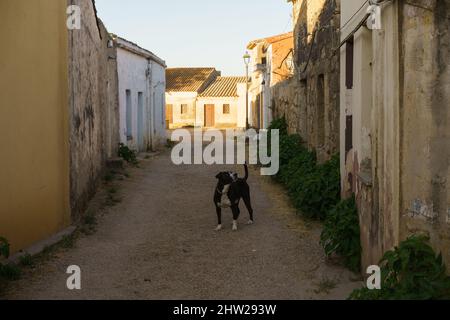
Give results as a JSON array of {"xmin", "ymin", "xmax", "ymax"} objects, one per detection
[
  {"xmin": 0, "ymin": 0, "xmax": 71, "ymax": 253},
  {"xmin": 340, "ymin": 0, "xmax": 450, "ymax": 269},
  {"xmin": 196, "ymin": 77, "xmax": 247, "ymax": 129},
  {"xmin": 279, "ymin": 0, "xmax": 341, "ymax": 163},
  {"xmin": 69, "ymin": 0, "xmax": 120, "ymax": 218},
  {"xmin": 116, "ymin": 37, "xmax": 167, "ymax": 152},
  {"xmin": 165, "ymin": 68, "xmax": 219, "ymax": 129},
  {"xmin": 247, "ymin": 33, "xmax": 294, "ymax": 129}
]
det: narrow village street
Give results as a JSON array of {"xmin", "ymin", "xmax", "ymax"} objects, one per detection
[{"xmin": 4, "ymin": 145, "xmax": 360, "ymax": 300}]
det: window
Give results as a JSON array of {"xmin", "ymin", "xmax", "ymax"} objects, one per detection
[
  {"xmin": 261, "ymin": 57, "xmax": 267, "ymax": 65},
  {"xmin": 126, "ymin": 90, "xmax": 132, "ymax": 140},
  {"xmin": 346, "ymin": 36, "xmax": 354, "ymax": 89},
  {"xmin": 181, "ymin": 104, "xmax": 188, "ymax": 114},
  {"xmin": 223, "ymin": 104, "xmax": 230, "ymax": 114}
]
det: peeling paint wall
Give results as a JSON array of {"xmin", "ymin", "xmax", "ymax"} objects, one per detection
[
  {"xmin": 399, "ymin": 0, "xmax": 450, "ymax": 267},
  {"xmin": 68, "ymin": 0, "xmax": 119, "ymax": 219},
  {"xmin": 341, "ymin": 0, "xmax": 450, "ymax": 270}
]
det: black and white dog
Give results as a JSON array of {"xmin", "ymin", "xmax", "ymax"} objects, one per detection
[{"xmin": 214, "ymin": 164, "xmax": 254, "ymax": 231}]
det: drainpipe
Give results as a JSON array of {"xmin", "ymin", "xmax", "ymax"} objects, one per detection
[{"xmin": 146, "ymin": 60, "xmax": 154, "ymax": 151}]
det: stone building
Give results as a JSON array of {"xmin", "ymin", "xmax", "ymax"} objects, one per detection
[
  {"xmin": 246, "ymin": 33, "xmax": 294, "ymax": 129},
  {"xmin": 68, "ymin": 0, "xmax": 120, "ymax": 218},
  {"xmin": 340, "ymin": 0, "xmax": 450, "ymax": 269},
  {"xmin": 115, "ymin": 37, "xmax": 167, "ymax": 152},
  {"xmin": 277, "ymin": 0, "xmax": 341, "ymax": 163}
]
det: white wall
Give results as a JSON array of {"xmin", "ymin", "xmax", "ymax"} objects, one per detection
[
  {"xmin": 117, "ymin": 48, "xmax": 166, "ymax": 151},
  {"xmin": 150, "ymin": 61, "xmax": 167, "ymax": 149},
  {"xmin": 117, "ymin": 48, "xmax": 149, "ymax": 151}
]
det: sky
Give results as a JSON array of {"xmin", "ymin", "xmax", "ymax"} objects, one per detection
[{"xmin": 95, "ymin": 0, "xmax": 292, "ymax": 76}]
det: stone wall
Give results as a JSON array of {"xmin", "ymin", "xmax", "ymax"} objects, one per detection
[
  {"xmin": 277, "ymin": 0, "xmax": 341, "ymax": 163},
  {"xmin": 68, "ymin": 0, "xmax": 119, "ymax": 219}
]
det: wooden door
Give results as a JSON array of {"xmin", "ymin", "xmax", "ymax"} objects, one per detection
[
  {"xmin": 204, "ymin": 104, "xmax": 215, "ymax": 127},
  {"xmin": 166, "ymin": 104, "xmax": 173, "ymax": 129}
]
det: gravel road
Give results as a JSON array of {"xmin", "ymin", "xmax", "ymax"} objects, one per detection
[{"xmin": 3, "ymin": 148, "xmax": 361, "ymax": 300}]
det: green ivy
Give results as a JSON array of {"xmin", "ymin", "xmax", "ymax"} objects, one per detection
[
  {"xmin": 321, "ymin": 196, "xmax": 361, "ymax": 272},
  {"xmin": 118, "ymin": 143, "xmax": 138, "ymax": 166},
  {"xmin": 350, "ymin": 235, "xmax": 450, "ymax": 300},
  {"xmin": 267, "ymin": 116, "xmax": 288, "ymax": 136}
]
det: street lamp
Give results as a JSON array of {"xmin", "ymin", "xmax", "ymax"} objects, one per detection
[{"xmin": 243, "ymin": 51, "xmax": 251, "ymax": 129}]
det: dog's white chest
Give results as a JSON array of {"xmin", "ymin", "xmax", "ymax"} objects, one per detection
[{"xmin": 217, "ymin": 184, "xmax": 232, "ymax": 208}]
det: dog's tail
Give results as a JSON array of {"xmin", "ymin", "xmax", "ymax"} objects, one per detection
[{"xmin": 243, "ymin": 162, "xmax": 249, "ymax": 181}]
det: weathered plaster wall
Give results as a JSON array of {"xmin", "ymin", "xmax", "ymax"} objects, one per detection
[
  {"xmin": 68, "ymin": 0, "xmax": 119, "ymax": 219},
  {"xmin": 399, "ymin": 0, "xmax": 450, "ymax": 266},
  {"xmin": 0, "ymin": 0, "xmax": 70, "ymax": 253},
  {"xmin": 150, "ymin": 62, "xmax": 167, "ymax": 149},
  {"xmin": 340, "ymin": 0, "xmax": 450, "ymax": 270},
  {"xmin": 117, "ymin": 48, "xmax": 150, "ymax": 151}
]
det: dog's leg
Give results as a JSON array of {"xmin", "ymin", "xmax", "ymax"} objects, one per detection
[
  {"xmin": 231, "ymin": 206, "xmax": 240, "ymax": 231},
  {"xmin": 242, "ymin": 191, "xmax": 254, "ymax": 225},
  {"xmin": 215, "ymin": 207, "xmax": 222, "ymax": 231}
]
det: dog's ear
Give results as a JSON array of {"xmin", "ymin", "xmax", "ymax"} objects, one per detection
[{"xmin": 215, "ymin": 173, "xmax": 221, "ymax": 179}]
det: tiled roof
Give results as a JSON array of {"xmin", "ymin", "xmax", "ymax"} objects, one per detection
[
  {"xmin": 199, "ymin": 77, "xmax": 246, "ymax": 98},
  {"xmin": 247, "ymin": 32, "xmax": 293, "ymax": 49},
  {"xmin": 166, "ymin": 68, "xmax": 217, "ymax": 92}
]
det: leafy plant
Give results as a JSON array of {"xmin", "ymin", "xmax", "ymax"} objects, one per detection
[
  {"xmin": 350, "ymin": 235, "xmax": 450, "ymax": 300},
  {"xmin": 268, "ymin": 117, "xmax": 288, "ymax": 137},
  {"xmin": 292, "ymin": 153, "xmax": 341, "ymax": 220},
  {"xmin": 0, "ymin": 237, "xmax": 9, "ymax": 259},
  {"xmin": 118, "ymin": 143, "xmax": 138, "ymax": 165},
  {"xmin": 19, "ymin": 253, "xmax": 35, "ymax": 267},
  {"xmin": 0, "ymin": 263, "xmax": 21, "ymax": 281},
  {"xmin": 321, "ymin": 196, "xmax": 361, "ymax": 272}
]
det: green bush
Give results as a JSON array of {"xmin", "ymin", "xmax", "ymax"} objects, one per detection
[
  {"xmin": 0, "ymin": 237, "xmax": 9, "ymax": 259},
  {"xmin": 292, "ymin": 154, "xmax": 341, "ymax": 220},
  {"xmin": 268, "ymin": 116, "xmax": 288, "ymax": 136},
  {"xmin": 321, "ymin": 196, "xmax": 361, "ymax": 272},
  {"xmin": 350, "ymin": 235, "xmax": 450, "ymax": 300},
  {"xmin": 118, "ymin": 143, "xmax": 138, "ymax": 165}
]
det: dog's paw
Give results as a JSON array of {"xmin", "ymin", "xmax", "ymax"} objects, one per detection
[
  {"xmin": 246, "ymin": 220, "xmax": 254, "ymax": 225},
  {"xmin": 232, "ymin": 221, "xmax": 238, "ymax": 231},
  {"xmin": 215, "ymin": 225, "xmax": 222, "ymax": 231}
]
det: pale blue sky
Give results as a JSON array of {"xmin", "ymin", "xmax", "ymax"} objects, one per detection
[{"xmin": 95, "ymin": 0, "xmax": 292, "ymax": 76}]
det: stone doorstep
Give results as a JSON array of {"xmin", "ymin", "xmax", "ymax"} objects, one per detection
[{"xmin": 8, "ymin": 226, "xmax": 77, "ymax": 264}]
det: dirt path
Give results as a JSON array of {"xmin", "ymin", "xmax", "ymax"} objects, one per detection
[{"xmin": 4, "ymin": 148, "xmax": 361, "ymax": 300}]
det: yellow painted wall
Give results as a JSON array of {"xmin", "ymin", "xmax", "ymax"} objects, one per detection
[{"xmin": 0, "ymin": 1, "xmax": 70, "ymax": 253}]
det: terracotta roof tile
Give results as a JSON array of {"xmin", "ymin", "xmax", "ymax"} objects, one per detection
[
  {"xmin": 199, "ymin": 76, "xmax": 246, "ymax": 98},
  {"xmin": 166, "ymin": 68, "xmax": 217, "ymax": 92}
]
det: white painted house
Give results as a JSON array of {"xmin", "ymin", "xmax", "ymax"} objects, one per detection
[{"xmin": 116, "ymin": 37, "xmax": 167, "ymax": 152}]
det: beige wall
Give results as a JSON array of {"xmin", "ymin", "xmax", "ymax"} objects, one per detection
[
  {"xmin": 341, "ymin": 0, "xmax": 450, "ymax": 269},
  {"xmin": 0, "ymin": 1, "xmax": 70, "ymax": 253},
  {"xmin": 196, "ymin": 98, "xmax": 240, "ymax": 128},
  {"xmin": 166, "ymin": 92, "xmax": 198, "ymax": 128}
]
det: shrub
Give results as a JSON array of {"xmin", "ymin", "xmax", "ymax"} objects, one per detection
[
  {"xmin": 0, "ymin": 237, "xmax": 9, "ymax": 259},
  {"xmin": 268, "ymin": 117, "xmax": 288, "ymax": 136},
  {"xmin": 293, "ymin": 154, "xmax": 341, "ymax": 220},
  {"xmin": 118, "ymin": 143, "xmax": 138, "ymax": 165},
  {"xmin": 349, "ymin": 235, "xmax": 450, "ymax": 300},
  {"xmin": 321, "ymin": 196, "xmax": 361, "ymax": 272}
]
